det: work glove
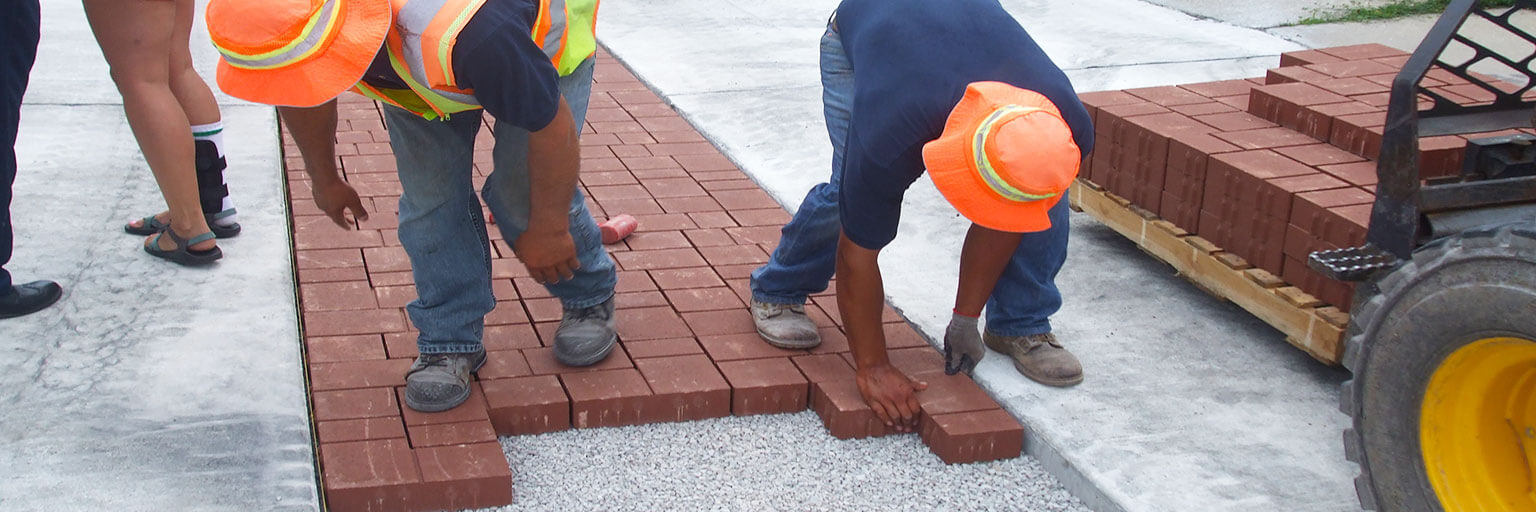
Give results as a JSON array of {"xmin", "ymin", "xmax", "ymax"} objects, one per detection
[{"xmin": 944, "ymin": 312, "xmax": 985, "ymax": 375}]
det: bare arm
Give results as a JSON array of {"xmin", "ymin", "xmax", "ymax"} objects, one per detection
[
  {"xmin": 516, "ymin": 97, "xmax": 583, "ymax": 284},
  {"xmin": 953, "ymin": 224, "xmax": 1025, "ymax": 315},
  {"xmin": 942, "ymin": 224, "xmax": 1026, "ymax": 375},
  {"xmin": 278, "ymin": 101, "xmax": 369, "ymax": 228},
  {"xmin": 838, "ymin": 231, "xmax": 890, "ymax": 370},
  {"xmin": 837, "ymin": 231, "xmax": 927, "ymax": 431}
]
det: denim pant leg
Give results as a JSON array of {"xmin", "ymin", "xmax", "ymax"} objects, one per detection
[
  {"xmin": 1, "ymin": 0, "xmax": 41, "ymax": 291},
  {"xmin": 384, "ymin": 106, "xmax": 493, "ymax": 354},
  {"xmin": 984, "ymin": 198, "xmax": 1071, "ymax": 337},
  {"xmin": 483, "ymin": 57, "xmax": 616, "ymax": 308},
  {"xmin": 750, "ymin": 24, "xmax": 852, "ymax": 305}
]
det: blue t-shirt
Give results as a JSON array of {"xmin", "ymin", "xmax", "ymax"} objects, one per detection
[
  {"xmin": 361, "ymin": 0, "xmax": 561, "ymax": 131},
  {"xmin": 834, "ymin": 0, "xmax": 1095, "ymax": 249}
]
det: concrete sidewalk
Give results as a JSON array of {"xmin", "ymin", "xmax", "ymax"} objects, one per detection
[{"xmin": 0, "ymin": 2, "xmax": 316, "ymax": 511}]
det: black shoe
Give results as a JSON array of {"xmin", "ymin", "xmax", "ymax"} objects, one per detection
[{"xmin": 0, "ymin": 280, "xmax": 63, "ymax": 319}]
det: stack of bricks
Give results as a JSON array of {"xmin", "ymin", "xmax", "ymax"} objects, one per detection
[
  {"xmin": 290, "ymin": 48, "xmax": 1025, "ymax": 512},
  {"xmin": 1080, "ymin": 43, "xmax": 1532, "ymax": 310}
]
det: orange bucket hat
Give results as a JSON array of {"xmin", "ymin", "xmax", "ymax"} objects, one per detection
[
  {"xmin": 206, "ymin": 0, "xmax": 392, "ymax": 107},
  {"xmin": 923, "ymin": 82, "xmax": 1082, "ymax": 233}
]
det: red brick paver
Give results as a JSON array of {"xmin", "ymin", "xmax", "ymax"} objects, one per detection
[
  {"xmin": 1083, "ymin": 44, "xmax": 1536, "ymax": 312},
  {"xmin": 287, "ymin": 49, "xmax": 1022, "ymax": 511}
]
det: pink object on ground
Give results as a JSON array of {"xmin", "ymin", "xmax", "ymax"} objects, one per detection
[{"xmin": 600, "ymin": 214, "xmax": 638, "ymax": 244}]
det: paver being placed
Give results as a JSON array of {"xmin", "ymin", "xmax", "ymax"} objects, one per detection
[{"xmin": 286, "ymin": 48, "xmax": 1026, "ymax": 510}]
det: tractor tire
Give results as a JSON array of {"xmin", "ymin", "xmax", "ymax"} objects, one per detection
[{"xmin": 1341, "ymin": 222, "xmax": 1536, "ymax": 512}]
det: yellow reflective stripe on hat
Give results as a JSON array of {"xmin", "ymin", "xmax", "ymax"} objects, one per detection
[
  {"xmin": 971, "ymin": 105, "xmax": 1059, "ymax": 203},
  {"xmin": 216, "ymin": 0, "xmax": 342, "ymax": 70}
]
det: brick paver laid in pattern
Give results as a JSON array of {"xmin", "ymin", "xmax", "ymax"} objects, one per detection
[{"xmin": 286, "ymin": 49, "xmax": 1023, "ymax": 511}]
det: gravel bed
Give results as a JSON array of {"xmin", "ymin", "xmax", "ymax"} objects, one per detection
[{"xmin": 478, "ymin": 411, "xmax": 1089, "ymax": 512}]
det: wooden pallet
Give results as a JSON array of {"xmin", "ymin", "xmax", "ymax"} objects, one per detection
[{"xmin": 1069, "ymin": 179, "xmax": 1351, "ymax": 365}]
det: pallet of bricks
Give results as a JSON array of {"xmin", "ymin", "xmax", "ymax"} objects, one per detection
[{"xmin": 1072, "ymin": 43, "xmax": 1534, "ymax": 364}]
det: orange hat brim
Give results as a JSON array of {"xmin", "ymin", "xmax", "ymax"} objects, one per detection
[
  {"xmin": 215, "ymin": 0, "xmax": 392, "ymax": 107},
  {"xmin": 923, "ymin": 83, "xmax": 1078, "ymax": 233}
]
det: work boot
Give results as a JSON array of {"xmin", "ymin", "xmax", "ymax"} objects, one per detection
[
  {"xmin": 553, "ymin": 297, "xmax": 617, "ymax": 366},
  {"xmin": 404, "ymin": 347, "xmax": 487, "ymax": 412},
  {"xmin": 983, "ymin": 331, "xmax": 1083, "ymax": 387},
  {"xmin": 750, "ymin": 298, "xmax": 821, "ymax": 349}
]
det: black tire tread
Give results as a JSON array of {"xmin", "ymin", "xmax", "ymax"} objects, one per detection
[{"xmin": 1338, "ymin": 222, "xmax": 1536, "ymax": 511}]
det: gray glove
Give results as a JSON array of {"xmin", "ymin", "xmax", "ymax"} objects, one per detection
[{"xmin": 944, "ymin": 313, "xmax": 985, "ymax": 375}]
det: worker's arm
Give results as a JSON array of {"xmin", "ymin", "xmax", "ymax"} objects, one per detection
[
  {"xmin": 954, "ymin": 224, "xmax": 1026, "ymax": 314},
  {"xmin": 837, "ymin": 231, "xmax": 928, "ymax": 432},
  {"xmin": 944, "ymin": 224, "xmax": 1027, "ymax": 374},
  {"xmin": 516, "ymin": 96, "xmax": 583, "ymax": 285},
  {"xmin": 446, "ymin": 14, "xmax": 578, "ymax": 285},
  {"xmin": 278, "ymin": 100, "xmax": 369, "ymax": 229}
]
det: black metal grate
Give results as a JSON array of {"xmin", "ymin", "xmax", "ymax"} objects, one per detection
[
  {"xmin": 1312, "ymin": 0, "xmax": 1536, "ymax": 279},
  {"xmin": 1417, "ymin": 0, "xmax": 1536, "ymax": 136}
]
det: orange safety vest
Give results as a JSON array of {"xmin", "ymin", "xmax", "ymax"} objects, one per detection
[{"xmin": 353, "ymin": 0, "xmax": 599, "ymax": 120}]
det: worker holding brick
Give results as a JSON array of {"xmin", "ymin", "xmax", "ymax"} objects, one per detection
[
  {"xmin": 748, "ymin": 0, "xmax": 1095, "ymax": 429},
  {"xmin": 205, "ymin": 0, "xmax": 619, "ymax": 412}
]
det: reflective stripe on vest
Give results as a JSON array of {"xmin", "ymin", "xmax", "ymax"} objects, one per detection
[
  {"xmin": 352, "ymin": 0, "xmax": 599, "ymax": 120},
  {"xmin": 406, "ymin": 0, "xmax": 484, "ymax": 90},
  {"xmin": 532, "ymin": 0, "xmax": 568, "ymax": 69}
]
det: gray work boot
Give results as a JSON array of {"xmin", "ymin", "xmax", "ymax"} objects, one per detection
[
  {"xmin": 983, "ymin": 332, "xmax": 1083, "ymax": 387},
  {"xmin": 404, "ymin": 347, "xmax": 488, "ymax": 412},
  {"xmin": 553, "ymin": 297, "xmax": 617, "ymax": 366},
  {"xmin": 750, "ymin": 298, "xmax": 821, "ymax": 349}
]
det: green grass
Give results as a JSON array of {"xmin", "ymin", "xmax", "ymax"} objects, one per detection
[{"xmin": 1299, "ymin": 0, "xmax": 1519, "ymax": 25}]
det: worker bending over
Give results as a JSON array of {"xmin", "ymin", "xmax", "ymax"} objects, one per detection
[
  {"xmin": 747, "ymin": 0, "xmax": 1095, "ymax": 430},
  {"xmin": 207, "ymin": 0, "xmax": 618, "ymax": 412}
]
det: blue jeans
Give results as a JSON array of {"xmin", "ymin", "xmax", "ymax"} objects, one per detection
[
  {"xmin": 1, "ymin": 0, "xmax": 41, "ymax": 292},
  {"xmin": 749, "ymin": 21, "xmax": 1070, "ymax": 337},
  {"xmin": 383, "ymin": 57, "xmax": 615, "ymax": 354}
]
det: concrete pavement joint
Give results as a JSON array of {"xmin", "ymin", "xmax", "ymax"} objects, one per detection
[
  {"xmin": 1062, "ymin": 54, "xmax": 1296, "ymax": 72},
  {"xmin": 665, "ymin": 84, "xmax": 822, "ymax": 98}
]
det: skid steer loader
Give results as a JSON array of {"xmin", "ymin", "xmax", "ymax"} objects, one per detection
[{"xmin": 1307, "ymin": 1, "xmax": 1536, "ymax": 510}]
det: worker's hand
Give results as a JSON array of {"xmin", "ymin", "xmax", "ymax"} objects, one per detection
[
  {"xmin": 944, "ymin": 313, "xmax": 985, "ymax": 375},
  {"xmin": 514, "ymin": 226, "xmax": 581, "ymax": 285},
  {"xmin": 855, "ymin": 364, "xmax": 927, "ymax": 432},
  {"xmin": 313, "ymin": 180, "xmax": 369, "ymax": 229}
]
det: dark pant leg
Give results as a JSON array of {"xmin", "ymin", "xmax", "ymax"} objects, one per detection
[
  {"xmin": 984, "ymin": 198, "xmax": 1071, "ymax": 337},
  {"xmin": 748, "ymin": 24, "xmax": 852, "ymax": 305},
  {"xmin": 1, "ymin": 0, "xmax": 43, "ymax": 291}
]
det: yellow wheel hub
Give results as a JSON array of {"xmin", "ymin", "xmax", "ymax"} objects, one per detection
[{"xmin": 1421, "ymin": 336, "xmax": 1536, "ymax": 511}]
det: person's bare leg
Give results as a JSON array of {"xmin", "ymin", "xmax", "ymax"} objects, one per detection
[
  {"xmin": 84, "ymin": 0, "xmax": 214, "ymax": 251},
  {"xmin": 128, "ymin": 0, "xmax": 225, "ymax": 231},
  {"xmin": 169, "ymin": 0, "xmax": 220, "ymax": 125}
]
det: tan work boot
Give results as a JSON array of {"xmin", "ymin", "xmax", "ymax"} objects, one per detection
[
  {"xmin": 983, "ymin": 332, "xmax": 1083, "ymax": 387},
  {"xmin": 750, "ymin": 298, "xmax": 822, "ymax": 349}
]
